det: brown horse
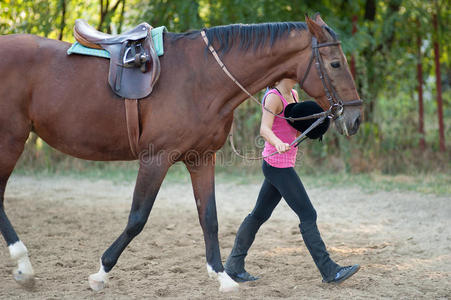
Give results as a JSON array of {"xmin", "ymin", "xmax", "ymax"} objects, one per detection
[{"xmin": 0, "ymin": 14, "xmax": 362, "ymax": 292}]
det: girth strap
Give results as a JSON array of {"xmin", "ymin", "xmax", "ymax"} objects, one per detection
[{"xmin": 124, "ymin": 99, "xmax": 140, "ymax": 158}]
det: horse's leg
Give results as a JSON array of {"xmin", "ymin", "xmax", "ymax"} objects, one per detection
[
  {"xmin": 186, "ymin": 155, "xmax": 239, "ymax": 292},
  {"xmin": 88, "ymin": 159, "xmax": 170, "ymax": 291},
  {"xmin": 0, "ymin": 126, "xmax": 34, "ymax": 287}
]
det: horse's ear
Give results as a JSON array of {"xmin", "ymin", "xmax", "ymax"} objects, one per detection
[
  {"xmin": 305, "ymin": 15, "xmax": 327, "ymax": 43},
  {"xmin": 313, "ymin": 13, "xmax": 327, "ymax": 27}
]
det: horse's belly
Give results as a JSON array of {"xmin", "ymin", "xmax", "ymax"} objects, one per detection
[{"xmin": 32, "ymin": 117, "xmax": 133, "ymax": 161}]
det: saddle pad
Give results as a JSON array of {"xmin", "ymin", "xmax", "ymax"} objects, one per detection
[
  {"xmin": 150, "ymin": 26, "xmax": 167, "ymax": 56},
  {"xmin": 67, "ymin": 26, "xmax": 167, "ymax": 58}
]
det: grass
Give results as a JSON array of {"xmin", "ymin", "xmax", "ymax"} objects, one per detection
[
  {"xmin": 12, "ymin": 160, "xmax": 451, "ymax": 197},
  {"xmin": 298, "ymin": 172, "xmax": 451, "ymax": 196},
  {"xmin": 213, "ymin": 167, "xmax": 451, "ymax": 196}
]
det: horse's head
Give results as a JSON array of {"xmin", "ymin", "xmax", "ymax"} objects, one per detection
[{"xmin": 297, "ymin": 14, "xmax": 363, "ymax": 136}]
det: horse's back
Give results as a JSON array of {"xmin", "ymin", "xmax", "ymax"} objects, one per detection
[
  {"xmin": 0, "ymin": 34, "xmax": 66, "ymax": 76},
  {"xmin": 0, "ymin": 34, "xmax": 45, "ymax": 57}
]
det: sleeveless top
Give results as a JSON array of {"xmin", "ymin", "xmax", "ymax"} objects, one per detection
[{"xmin": 261, "ymin": 88, "xmax": 298, "ymax": 168}]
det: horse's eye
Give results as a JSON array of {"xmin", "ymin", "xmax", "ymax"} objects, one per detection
[{"xmin": 331, "ymin": 62, "xmax": 340, "ymax": 68}]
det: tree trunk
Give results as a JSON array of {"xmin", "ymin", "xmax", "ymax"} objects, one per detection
[
  {"xmin": 118, "ymin": 0, "xmax": 126, "ymax": 34},
  {"xmin": 416, "ymin": 21, "xmax": 425, "ymax": 150},
  {"xmin": 98, "ymin": 0, "xmax": 106, "ymax": 30},
  {"xmin": 98, "ymin": 0, "xmax": 122, "ymax": 33},
  {"xmin": 433, "ymin": 13, "xmax": 445, "ymax": 152},
  {"xmin": 58, "ymin": 0, "xmax": 67, "ymax": 41},
  {"xmin": 350, "ymin": 14, "xmax": 357, "ymax": 80},
  {"xmin": 364, "ymin": 0, "xmax": 376, "ymax": 21}
]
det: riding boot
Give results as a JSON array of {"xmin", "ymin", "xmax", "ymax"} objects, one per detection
[
  {"xmin": 299, "ymin": 221, "xmax": 340, "ymax": 282},
  {"xmin": 225, "ymin": 214, "xmax": 261, "ymax": 282}
]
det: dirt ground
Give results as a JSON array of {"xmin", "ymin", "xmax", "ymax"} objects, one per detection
[{"xmin": 0, "ymin": 175, "xmax": 450, "ymax": 299}]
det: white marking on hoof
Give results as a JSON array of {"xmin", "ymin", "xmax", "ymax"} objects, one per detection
[
  {"xmin": 206, "ymin": 264, "xmax": 239, "ymax": 292},
  {"xmin": 218, "ymin": 271, "xmax": 239, "ymax": 292},
  {"xmin": 89, "ymin": 262, "xmax": 108, "ymax": 291},
  {"xmin": 9, "ymin": 241, "xmax": 35, "ymax": 288},
  {"xmin": 206, "ymin": 263, "xmax": 216, "ymax": 278}
]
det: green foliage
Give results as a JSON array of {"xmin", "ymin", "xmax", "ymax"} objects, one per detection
[
  {"xmin": 129, "ymin": 0, "xmax": 202, "ymax": 32},
  {"xmin": 0, "ymin": 0, "xmax": 54, "ymax": 36}
]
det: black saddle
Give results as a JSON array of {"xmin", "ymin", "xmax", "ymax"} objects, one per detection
[{"xmin": 73, "ymin": 19, "xmax": 160, "ymax": 99}]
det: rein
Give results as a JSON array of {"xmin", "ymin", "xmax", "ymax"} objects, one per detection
[
  {"xmin": 200, "ymin": 30, "xmax": 363, "ymax": 160},
  {"xmin": 229, "ymin": 116, "xmax": 326, "ymax": 160}
]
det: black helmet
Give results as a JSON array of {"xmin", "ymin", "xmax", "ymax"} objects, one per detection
[{"xmin": 284, "ymin": 101, "xmax": 330, "ymax": 140}]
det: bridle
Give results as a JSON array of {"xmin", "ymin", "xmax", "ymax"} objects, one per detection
[
  {"xmin": 299, "ymin": 36, "xmax": 363, "ymax": 120},
  {"xmin": 200, "ymin": 30, "xmax": 363, "ymax": 160}
]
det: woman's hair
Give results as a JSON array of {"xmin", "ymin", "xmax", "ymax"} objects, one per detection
[{"xmin": 268, "ymin": 81, "xmax": 279, "ymax": 89}]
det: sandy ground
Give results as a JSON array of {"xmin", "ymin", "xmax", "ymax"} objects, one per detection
[{"xmin": 0, "ymin": 175, "xmax": 450, "ymax": 299}]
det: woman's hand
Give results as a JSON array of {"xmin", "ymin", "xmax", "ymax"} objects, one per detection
[{"xmin": 275, "ymin": 142, "xmax": 290, "ymax": 153}]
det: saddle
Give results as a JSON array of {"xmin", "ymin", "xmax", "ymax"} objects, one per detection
[
  {"xmin": 74, "ymin": 19, "xmax": 160, "ymax": 99},
  {"xmin": 73, "ymin": 19, "xmax": 162, "ymax": 157}
]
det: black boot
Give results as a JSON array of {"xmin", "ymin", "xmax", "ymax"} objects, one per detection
[
  {"xmin": 225, "ymin": 214, "xmax": 261, "ymax": 282},
  {"xmin": 299, "ymin": 221, "xmax": 341, "ymax": 282},
  {"xmin": 325, "ymin": 264, "xmax": 360, "ymax": 283}
]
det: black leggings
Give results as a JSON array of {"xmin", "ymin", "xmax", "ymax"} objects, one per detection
[{"xmin": 250, "ymin": 160, "xmax": 317, "ymax": 224}]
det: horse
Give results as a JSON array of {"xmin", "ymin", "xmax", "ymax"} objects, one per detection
[{"xmin": 0, "ymin": 14, "xmax": 362, "ymax": 292}]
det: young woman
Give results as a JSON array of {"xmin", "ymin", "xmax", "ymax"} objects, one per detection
[{"xmin": 224, "ymin": 79, "xmax": 360, "ymax": 283}]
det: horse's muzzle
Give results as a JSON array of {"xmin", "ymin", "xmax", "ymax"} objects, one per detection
[{"xmin": 334, "ymin": 109, "xmax": 361, "ymax": 136}]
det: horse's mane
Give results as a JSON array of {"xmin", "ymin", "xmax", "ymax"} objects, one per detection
[
  {"xmin": 205, "ymin": 22, "xmax": 307, "ymax": 54},
  {"xmin": 169, "ymin": 22, "xmax": 307, "ymax": 54}
]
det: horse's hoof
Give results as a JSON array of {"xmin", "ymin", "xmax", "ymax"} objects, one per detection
[
  {"xmin": 219, "ymin": 283, "xmax": 239, "ymax": 293},
  {"xmin": 13, "ymin": 268, "xmax": 35, "ymax": 289},
  {"xmin": 218, "ymin": 272, "xmax": 239, "ymax": 292},
  {"xmin": 89, "ymin": 274, "xmax": 107, "ymax": 291}
]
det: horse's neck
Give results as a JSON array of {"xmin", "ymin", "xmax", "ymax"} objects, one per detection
[{"xmin": 201, "ymin": 31, "xmax": 312, "ymax": 118}]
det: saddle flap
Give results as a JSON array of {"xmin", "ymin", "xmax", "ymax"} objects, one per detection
[{"xmin": 104, "ymin": 32, "xmax": 160, "ymax": 99}]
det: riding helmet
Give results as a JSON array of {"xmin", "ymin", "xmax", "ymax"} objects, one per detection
[{"xmin": 284, "ymin": 101, "xmax": 330, "ymax": 140}]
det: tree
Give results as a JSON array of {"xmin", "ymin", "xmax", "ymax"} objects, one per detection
[
  {"xmin": 432, "ymin": 6, "xmax": 445, "ymax": 152},
  {"xmin": 98, "ymin": 0, "xmax": 126, "ymax": 33}
]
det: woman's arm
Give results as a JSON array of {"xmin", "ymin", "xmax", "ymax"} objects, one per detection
[{"xmin": 260, "ymin": 93, "xmax": 291, "ymax": 153}]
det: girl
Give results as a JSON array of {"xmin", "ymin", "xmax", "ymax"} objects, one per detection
[{"xmin": 225, "ymin": 79, "xmax": 360, "ymax": 283}]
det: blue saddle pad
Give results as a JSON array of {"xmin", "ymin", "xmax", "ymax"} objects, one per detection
[{"xmin": 67, "ymin": 26, "xmax": 167, "ymax": 58}]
